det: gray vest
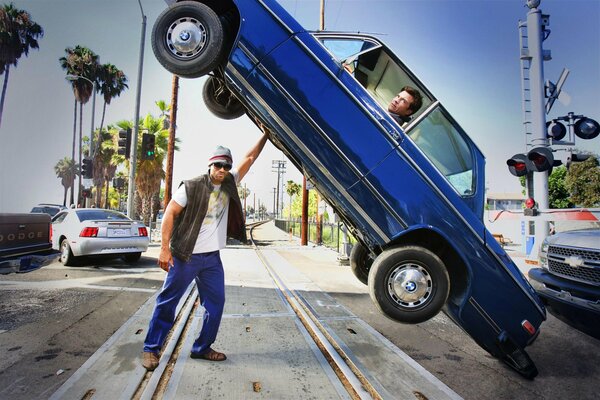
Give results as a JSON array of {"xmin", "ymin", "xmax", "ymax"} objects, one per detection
[{"xmin": 170, "ymin": 173, "xmax": 246, "ymax": 262}]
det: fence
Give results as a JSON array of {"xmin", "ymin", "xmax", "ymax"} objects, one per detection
[{"xmin": 274, "ymin": 219, "xmax": 356, "ymax": 252}]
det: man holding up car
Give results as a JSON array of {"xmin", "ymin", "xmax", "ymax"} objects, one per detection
[{"xmin": 142, "ymin": 130, "xmax": 269, "ymax": 370}]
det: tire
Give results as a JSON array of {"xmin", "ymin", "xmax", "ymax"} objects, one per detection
[
  {"xmin": 123, "ymin": 252, "xmax": 142, "ymax": 263},
  {"xmin": 350, "ymin": 243, "xmax": 374, "ymax": 285},
  {"xmin": 203, "ymin": 76, "xmax": 245, "ymax": 119},
  {"xmin": 368, "ymin": 246, "xmax": 449, "ymax": 324},
  {"xmin": 151, "ymin": 1, "xmax": 225, "ymax": 78},
  {"xmin": 60, "ymin": 239, "xmax": 76, "ymax": 266}
]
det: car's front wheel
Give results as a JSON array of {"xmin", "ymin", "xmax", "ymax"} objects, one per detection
[
  {"xmin": 203, "ymin": 76, "xmax": 245, "ymax": 119},
  {"xmin": 368, "ymin": 246, "xmax": 449, "ymax": 324},
  {"xmin": 123, "ymin": 252, "xmax": 142, "ymax": 263},
  {"xmin": 60, "ymin": 239, "xmax": 76, "ymax": 266},
  {"xmin": 151, "ymin": 1, "xmax": 225, "ymax": 78}
]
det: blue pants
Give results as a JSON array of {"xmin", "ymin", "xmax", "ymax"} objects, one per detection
[{"xmin": 143, "ymin": 251, "xmax": 225, "ymax": 355}]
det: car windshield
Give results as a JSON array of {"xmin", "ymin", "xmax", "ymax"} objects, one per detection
[{"xmin": 75, "ymin": 210, "xmax": 130, "ymax": 222}]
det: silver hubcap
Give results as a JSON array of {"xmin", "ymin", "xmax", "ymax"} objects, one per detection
[
  {"xmin": 167, "ymin": 18, "xmax": 207, "ymax": 58},
  {"xmin": 60, "ymin": 242, "xmax": 69, "ymax": 262},
  {"xmin": 387, "ymin": 263, "xmax": 432, "ymax": 308}
]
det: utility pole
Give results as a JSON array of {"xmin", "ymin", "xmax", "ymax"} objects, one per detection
[
  {"xmin": 271, "ymin": 160, "xmax": 286, "ymax": 218},
  {"xmin": 272, "ymin": 188, "xmax": 277, "ymax": 217},
  {"xmin": 164, "ymin": 75, "xmax": 179, "ymax": 208},
  {"xmin": 127, "ymin": 0, "xmax": 146, "ymax": 218}
]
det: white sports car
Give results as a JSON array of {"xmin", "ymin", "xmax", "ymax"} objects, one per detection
[{"xmin": 51, "ymin": 208, "xmax": 150, "ymax": 265}]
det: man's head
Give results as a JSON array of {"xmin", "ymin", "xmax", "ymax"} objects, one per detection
[
  {"xmin": 388, "ymin": 85, "xmax": 423, "ymax": 120},
  {"xmin": 208, "ymin": 145, "xmax": 233, "ymax": 184}
]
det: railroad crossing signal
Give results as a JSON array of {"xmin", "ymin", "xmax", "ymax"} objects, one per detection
[
  {"xmin": 141, "ymin": 133, "xmax": 155, "ymax": 160},
  {"xmin": 118, "ymin": 128, "xmax": 132, "ymax": 159}
]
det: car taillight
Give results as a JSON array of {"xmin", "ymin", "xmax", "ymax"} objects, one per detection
[
  {"xmin": 80, "ymin": 227, "xmax": 99, "ymax": 237},
  {"xmin": 138, "ymin": 227, "xmax": 148, "ymax": 237},
  {"xmin": 521, "ymin": 320, "xmax": 536, "ymax": 336},
  {"xmin": 49, "ymin": 226, "xmax": 53, "ymax": 242}
]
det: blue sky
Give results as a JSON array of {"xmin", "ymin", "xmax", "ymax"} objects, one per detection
[{"xmin": 1, "ymin": 0, "xmax": 598, "ymax": 213}]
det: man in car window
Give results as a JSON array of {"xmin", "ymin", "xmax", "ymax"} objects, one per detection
[
  {"xmin": 142, "ymin": 129, "xmax": 269, "ymax": 371},
  {"xmin": 388, "ymin": 85, "xmax": 423, "ymax": 124}
]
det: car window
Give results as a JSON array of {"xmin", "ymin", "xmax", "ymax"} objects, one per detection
[
  {"xmin": 317, "ymin": 35, "xmax": 433, "ymax": 125},
  {"xmin": 52, "ymin": 212, "xmax": 68, "ymax": 223},
  {"xmin": 407, "ymin": 107, "xmax": 475, "ymax": 196},
  {"xmin": 75, "ymin": 210, "xmax": 130, "ymax": 222},
  {"xmin": 319, "ymin": 37, "xmax": 379, "ymax": 63}
]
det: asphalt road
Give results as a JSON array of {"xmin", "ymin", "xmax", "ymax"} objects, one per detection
[
  {"xmin": 0, "ymin": 250, "xmax": 163, "ymax": 400},
  {"xmin": 1, "ymin": 232, "xmax": 599, "ymax": 400}
]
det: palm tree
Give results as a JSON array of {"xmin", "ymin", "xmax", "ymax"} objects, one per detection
[
  {"xmin": 0, "ymin": 3, "xmax": 43, "ymax": 128},
  {"xmin": 96, "ymin": 63, "xmax": 128, "ymax": 154},
  {"xmin": 286, "ymin": 180, "xmax": 302, "ymax": 220},
  {"xmin": 59, "ymin": 45, "xmax": 100, "ymax": 205},
  {"xmin": 54, "ymin": 157, "xmax": 78, "ymax": 207}
]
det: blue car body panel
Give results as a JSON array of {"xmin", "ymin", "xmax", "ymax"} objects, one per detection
[{"xmin": 159, "ymin": 0, "xmax": 546, "ymax": 363}]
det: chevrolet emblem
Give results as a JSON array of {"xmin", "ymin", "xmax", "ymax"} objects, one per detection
[{"xmin": 566, "ymin": 256, "xmax": 584, "ymax": 268}]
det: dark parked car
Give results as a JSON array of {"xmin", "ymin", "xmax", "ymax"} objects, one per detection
[
  {"xmin": 152, "ymin": 0, "xmax": 546, "ymax": 377},
  {"xmin": 0, "ymin": 213, "xmax": 59, "ymax": 274},
  {"xmin": 31, "ymin": 203, "xmax": 67, "ymax": 218},
  {"xmin": 529, "ymin": 229, "xmax": 600, "ymax": 340}
]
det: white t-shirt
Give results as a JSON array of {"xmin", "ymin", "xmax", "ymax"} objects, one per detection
[{"xmin": 172, "ymin": 170, "xmax": 239, "ymax": 253}]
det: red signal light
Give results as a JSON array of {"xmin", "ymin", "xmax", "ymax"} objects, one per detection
[{"xmin": 525, "ymin": 198, "xmax": 535, "ymax": 209}]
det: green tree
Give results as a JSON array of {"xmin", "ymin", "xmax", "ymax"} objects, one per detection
[
  {"xmin": 548, "ymin": 166, "xmax": 573, "ymax": 209},
  {"xmin": 285, "ymin": 180, "xmax": 301, "ymax": 220},
  {"xmin": 54, "ymin": 157, "xmax": 77, "ymax": 207},
  {"xmin": 566, "ymin": 155, "xmax": 600, "ymax": 207},
  {"xmin": 0, "ymin": 3, "xmax": 43, "ymax": 128}
]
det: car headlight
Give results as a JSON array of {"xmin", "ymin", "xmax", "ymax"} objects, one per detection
[{"xmin": 539, "ymin": 239, "xmax": 549, "ymax": 269}]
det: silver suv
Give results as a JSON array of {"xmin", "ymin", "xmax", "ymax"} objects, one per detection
[{"xmin": 529, "ymin": 229, "xmax": 600, "ymax": 339}]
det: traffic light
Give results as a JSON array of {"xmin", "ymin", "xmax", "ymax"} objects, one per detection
[
  {"xmin": 118, "ymin": 128, "xmax": 132, "ymax": 158},
  {"xmin": 113, "ymin": 177, "xmax": 125, "ymax": 189},
  {"xmin": 546, "ymin": 120, "xmax": 566, "ymax": 141},
  {"xmin": 506, "ymin": 154, "xmax": 532, "ymax": 177},
  {"xmin": 527, "ymin": 147, "xmax": 555, "ymax": 173},
  {"xmin": 81, "ymin": 188, "xmax": 92, "ymax": 198},
  {"xmin": 574, "ymin": 117, "xmax": 600, "ymax": 140},
  {"xmin": 81, "ymin": 158, "xmax": 93, "ymax": 179},
  {"xmin": 507, "ymin": 147, "xmax": 560, "ymax": 176},
  {"xmin": 141, "ymin": 133, "xmax": 155, "ymax": 160}
]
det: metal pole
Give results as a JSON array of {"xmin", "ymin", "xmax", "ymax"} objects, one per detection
[
  {"xmin": 127, "ymin": 0, "xmax": 146, "ymax": 218},
  {"xmin": 90, "ymin": 82, "xmax": 96, "ymax": 157},
  {"xmin": 526, "ymin": 2, "xmax": 549, "ymax": 257}
]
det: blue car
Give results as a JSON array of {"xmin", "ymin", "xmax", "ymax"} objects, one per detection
[{"xmin": 152, "ymin": 0, "xmax": 546, "ymax": 378}]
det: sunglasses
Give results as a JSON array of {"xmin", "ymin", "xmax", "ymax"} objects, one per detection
[{"xmin": 212, "ymin": 162, "xmax": 232, "ymax": 171}]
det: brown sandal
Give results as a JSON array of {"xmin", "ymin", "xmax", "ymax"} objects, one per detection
[{"xmin": 191, "ymin": 348, "xmax": 227, "ymax": 361}]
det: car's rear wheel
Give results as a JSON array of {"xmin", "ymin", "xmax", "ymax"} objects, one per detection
[
  {"xmin": 350, "ymin": 242, "xmax": 374, "ymax": 285},
  {"xmin": 123, "ymin": 252, "xmax": 142, "ymax": 263},
  {"xmin": 151, "ymin": 1, "xmax": 225, "ymax": 78},
  {"xmin": 203, "ymin": 76, "xmax": 245, "ymax": 119},
  {"xmin": 60, "ymin": 239, "xmax": 76, "ymax": 266},
  {"xmin": 368, "ymin": 246, "xmax": 449, "ymax": 324}
]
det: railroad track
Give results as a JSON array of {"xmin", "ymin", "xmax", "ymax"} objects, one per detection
[{"xmin": 133, "ymin": 220, "xmax": 382, "ymax": 400}]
